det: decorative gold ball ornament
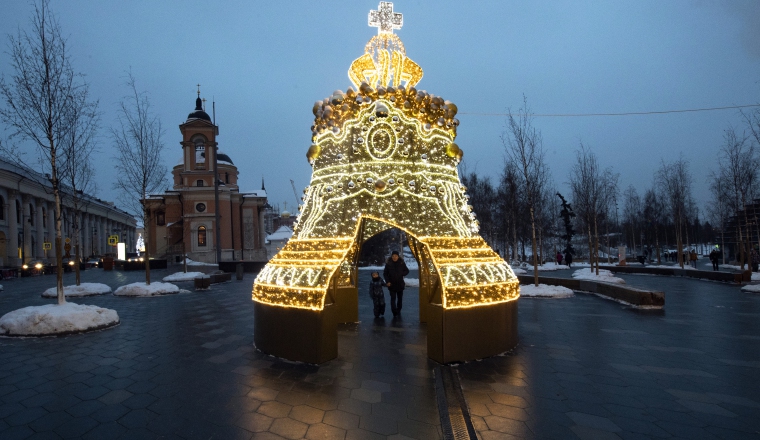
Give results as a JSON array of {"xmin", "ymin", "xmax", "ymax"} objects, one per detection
[
  {"xmin": 306, "ymin": 144, "xmax": 321, "ymax": 163},
  {"xmin": 445, "ymin": 142, "xmax": 461, "ymax": 158},
  {"xmin": 374, "ymin": 179, "xmax": 387, "ymax": 192}
]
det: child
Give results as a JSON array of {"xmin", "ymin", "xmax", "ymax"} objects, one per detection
[{"xmin": 369, "ymin": 272, "xmax": 386, "ymax": 318}]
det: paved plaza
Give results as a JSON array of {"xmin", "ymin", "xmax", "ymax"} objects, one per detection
[{"xmin": 0, "ymin": 267, "xmax": 759, "ymax": 439}]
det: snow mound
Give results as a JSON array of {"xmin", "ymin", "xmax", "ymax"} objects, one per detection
[
  {"xmin": 752, "ymin": 273, "xmax": 760, "ymax": 282},
  {"xmin": 405, "ymin": 278, "xmax": 419, "ymax": 287},
  {"xmin": 163, "ymin": 271, "xmax": 206, "ymax": 282},
  {"xmin": 511, "ymin": 267, "xmax": 527, "ymax": 275},
  {"xmin": 0, "ymin": 303, "xmax": 119, "ymax": 336},
  {"xmin": 42, "ymin": 283, "xmax": 112, "ymax": 298},
  {"xmin": 572, "ymin": 268, "xmax": 626, "ymax": 284},
  {"xmin": 114, "ymin": 282, "xmax": 179, "ymax": 297},
  {"xmin": 520, "ymin": 284, "xmax": 574, "ymax": 298},
  {"xmin": 742, "ymin": 284, "xmax": 760, "ymax": 293}
]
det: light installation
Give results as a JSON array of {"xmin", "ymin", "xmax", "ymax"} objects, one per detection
[{"xmin": 252, "ymin": 1, "xmax": 519, "ymax": 313}]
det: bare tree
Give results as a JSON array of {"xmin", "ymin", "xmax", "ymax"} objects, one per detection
[
  {"xmin": 656, "ymin": 156, "xmax": 693, "ymax": 268},
  {"xmin": 60, "ymin": 85, "xmax": 99, "ymax": 286},
  {"xmin": 708, "ymin": 172, "xmax": 729, "ymax": 264},
  {"xmin": 112, "ymin": 72, "xmax": 167, "ymax": 285},
  {"xmin": 497, "ymin": 161, "xmax": 521, "ymax": 263},
  {"xmin": 600, "ymin": 170, "xmax": 619, "ymax": 265},
  {"xmin": 643, "ymin": 188, "xmax": 664, "ymax": 264},
  {"xmin": 715, "ymin": 126, "xmax": 758, "ymax": 269},
  {"xmin": 622, "ymin": 185, "xmax": 641, "ymax": 257},
  {"xmin": 0, "ymin": 0, "xmax": 90, "ymax": 304},
  {"xmin": 568, "ymin": 144, "xmax": 616, "ymax": 275},
  {"xmin": 502, "ymin": 96, "xmax": 549, "ymax": 286},
  {"xmin": 461, "ymin": 172, "xmax": 497, "ymax": 246}
]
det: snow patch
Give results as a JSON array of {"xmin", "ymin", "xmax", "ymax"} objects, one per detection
[
  {"xmin": 0, "ymin": 303, "xmax": 119, "ymax": 336},
  {"xmin": 359, "ymin": 265, "xmax": 384, "ymax": 271},
  {"xmin": 41, "ymin": 283, "xmax": 112, "ymax": 298},
  {"xmin": 185, "ymin": 258, "xmax": 218, "ymax": 267},
  {"xmin": 114, "ymin": 282, "xmax": 179, "ymax": 297},
  {"xmin": 359, "ymin": 259, "xmax": 419, "ymax": 271},
  {"xmin": 741, "ymin": 284, "xmax": 760, "ymax": 293},
  {"xmin": 163, "ymin": 272, "xmax": 206, "ymax": 282},
  {"xmin": 511, "ymin": 267, "xmax": 527, "ymax": 275},
  {"xmin": 535, "ymin": 264, "xmax": 570, "ymax": 271},
  {"xmin": 572, "ymin": 268, "xmax": 626, "ymax": 284},
  {"xmin": 637, "ymin": 264, "xmax": 696, "ymax": 270},
  {"xmin": 404, "ymin": 278, "xmax": 419, "ymax": 287},
  {"xmin": 519, "ymin": 284, "xmax": 574, "ymax": 298}
]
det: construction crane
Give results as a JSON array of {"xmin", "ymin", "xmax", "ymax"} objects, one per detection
[{"xmin": 290, "ymin": 179, "xmax": 300, "ymax": 208}]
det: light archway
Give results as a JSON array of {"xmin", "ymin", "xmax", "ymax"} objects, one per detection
[{"xmin": 252, "ymin": 3, "xmax": 519, "ymax": 364}]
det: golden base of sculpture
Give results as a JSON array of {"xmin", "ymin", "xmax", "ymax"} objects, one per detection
[
  {"xmin": 253, "ymin": 297, "xmax": 518, "ymax": 365},
  {"xmin": 253, "ymin": 301, "xmax": 338, "ymax": 364},
  {"xmin": 427, "ymin": 300, "xmax": 518, "ymax": 364}
]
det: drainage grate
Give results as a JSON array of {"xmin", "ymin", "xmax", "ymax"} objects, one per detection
[{"xmin": 435, "ymin": 365, "xmax": 478, "ymax": 440}]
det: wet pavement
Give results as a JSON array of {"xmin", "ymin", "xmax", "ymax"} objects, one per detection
[{"xmin": 0, "ymin": 266, "xmax": 758, "ymax": 439}]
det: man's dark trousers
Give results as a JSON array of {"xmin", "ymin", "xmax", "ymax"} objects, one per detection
[{"xmin": 389, "ymin": 290, "xmax": 403, "ymax": 315}]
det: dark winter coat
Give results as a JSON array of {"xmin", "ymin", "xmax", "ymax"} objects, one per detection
[
  {"xmin": 369, "ymin": 277, "xmax": 386, "ymax": 303},
  {"xmin": 383, "ymin": 258, "xmax": 409, "ymax": 292}
]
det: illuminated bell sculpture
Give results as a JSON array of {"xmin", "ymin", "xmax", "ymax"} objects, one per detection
[{"xmin": 252, "ymin": 2, "xmax": 519, "ymax": 364}]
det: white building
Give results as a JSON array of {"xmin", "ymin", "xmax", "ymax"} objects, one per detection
[{"xmin": 0, "ymin": 159, "xmax": 137, "ymax": 267}]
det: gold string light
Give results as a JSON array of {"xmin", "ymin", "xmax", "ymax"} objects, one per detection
[{"xmin": 253, "ymin": 2, "xmax": 519, "ymax": 311}]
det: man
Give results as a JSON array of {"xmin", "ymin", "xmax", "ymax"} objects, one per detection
[
  {"xmin": 383, "ymin": 250, "xmax": 409, "ymax": 317},
  {"xmin": 709, "ymin": 247, "xmax": 720, "ymax": 271}
]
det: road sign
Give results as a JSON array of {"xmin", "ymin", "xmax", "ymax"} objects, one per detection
[
  {"xmin": 43, "ymin": 242, "xmax": 52, "ymax": 250},
  {"xmin": 64, "ymin": 243, "xmax": 71, "ymax": 252},
  {"xmin": 108, "ymin": 235, "xmax": 119, "ymax": 246}
]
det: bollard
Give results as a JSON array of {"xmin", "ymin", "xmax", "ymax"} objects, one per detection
[{"xmin": 236, "ymin": 263, "xmax": 244, "ymax": 280}]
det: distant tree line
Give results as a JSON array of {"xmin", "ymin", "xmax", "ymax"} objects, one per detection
[{"xmin": 462, "ymin": 96, "xmax": 760, "ymax": 272}]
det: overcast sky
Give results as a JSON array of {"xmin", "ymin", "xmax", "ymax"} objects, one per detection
[{"xmin": 2, "ymin": 0, "xmax": 760, "ymax": 220}]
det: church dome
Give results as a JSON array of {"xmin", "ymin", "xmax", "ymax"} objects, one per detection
[
  {"xmin": 218, "ymin": 153, "xmax": 234, "ymax": 164},
  {"xmin": 187, "ymin": 96, "xmax": 211, "ymax": 122},
  {"xmin": 199, "ymin": 150, "xmax": 234, "ymax": 165},
  {"xmin": 281, "ymin": 211, "xmax": 291, "ymax": 218}
]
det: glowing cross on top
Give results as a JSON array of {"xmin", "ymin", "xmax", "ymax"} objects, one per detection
[{"xmin": 368, "ymin": 2, "xmax": 403, "ymax": 34}]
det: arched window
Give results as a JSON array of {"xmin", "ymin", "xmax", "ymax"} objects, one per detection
[
  {"xmin": 196, "ymin": 180, "xmax": 204, "ymax": 187},
  {"xmin": 198, "ymin": 226, "xmax": 207, "ymax": 247},
  {"xmin": 193, "ymin": 135, "xmax": 206, "ymax": 169}
]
